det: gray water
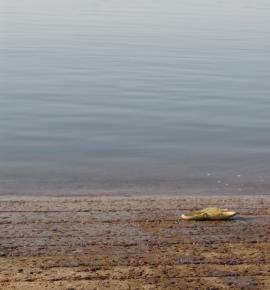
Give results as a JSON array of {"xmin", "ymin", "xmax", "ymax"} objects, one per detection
[{"xmin": 1, "ymin": 0, "xmax": 270, "ymax": 195}]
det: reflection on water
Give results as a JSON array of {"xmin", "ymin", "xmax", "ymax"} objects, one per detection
[{"xmin": 1, "ymin": 0, "xmax": 270, "ymax": 194}]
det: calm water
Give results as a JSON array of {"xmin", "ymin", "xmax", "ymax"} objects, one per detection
[{"xmin": 1, "ymin": 0, "xmax": 270, "ymax": 195}]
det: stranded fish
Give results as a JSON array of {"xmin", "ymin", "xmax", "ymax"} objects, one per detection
[{"xmin": 181, "ymin": 207, "xmax": 237, "ymax": 221}]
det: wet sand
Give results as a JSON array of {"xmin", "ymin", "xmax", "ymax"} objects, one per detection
[{"xmin": 0, "ymin": 195, "xmax": 270, "ymax": 290}]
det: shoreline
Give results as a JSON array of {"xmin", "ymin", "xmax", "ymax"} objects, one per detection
[
  {"xmin": 1, "ymin": 195, "xmax": 270, "ymax": 289},
  {"xmin": 1, "ymin": 188, "xmax": 270, "ymax": 197}
]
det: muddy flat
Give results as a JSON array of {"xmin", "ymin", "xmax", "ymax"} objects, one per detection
[{"xmin": 0, "ymin": 195, "xmax": 270, "ymax": 290}]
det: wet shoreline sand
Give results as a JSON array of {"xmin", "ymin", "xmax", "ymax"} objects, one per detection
[{"xmin": 0, "ymin": 195, "xmax": 270, "ymax": 289}]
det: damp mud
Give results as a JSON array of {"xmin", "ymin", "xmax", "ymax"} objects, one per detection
[{"xmin": 0, "ymin": 195, "xmax": 270, "ymax": 289}]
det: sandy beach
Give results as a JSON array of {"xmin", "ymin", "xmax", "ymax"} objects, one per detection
[{"xmin": 0, "ymin": 195, "xmax": 270, "ymax": 290}]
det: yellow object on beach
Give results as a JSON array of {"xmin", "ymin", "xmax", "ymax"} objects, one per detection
[{"xmin": 181, "ymin": 207, "xmax": 237, "ymax": 221}]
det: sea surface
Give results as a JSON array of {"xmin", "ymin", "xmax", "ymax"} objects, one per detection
[{"xmin": 1, "ymin": 0, "xmax": 270, "ymax": 195}]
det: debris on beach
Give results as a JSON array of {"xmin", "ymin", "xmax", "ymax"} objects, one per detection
[{"xmin": 181, "ymin": 207, "xmax": 237, "ymax": 221}]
